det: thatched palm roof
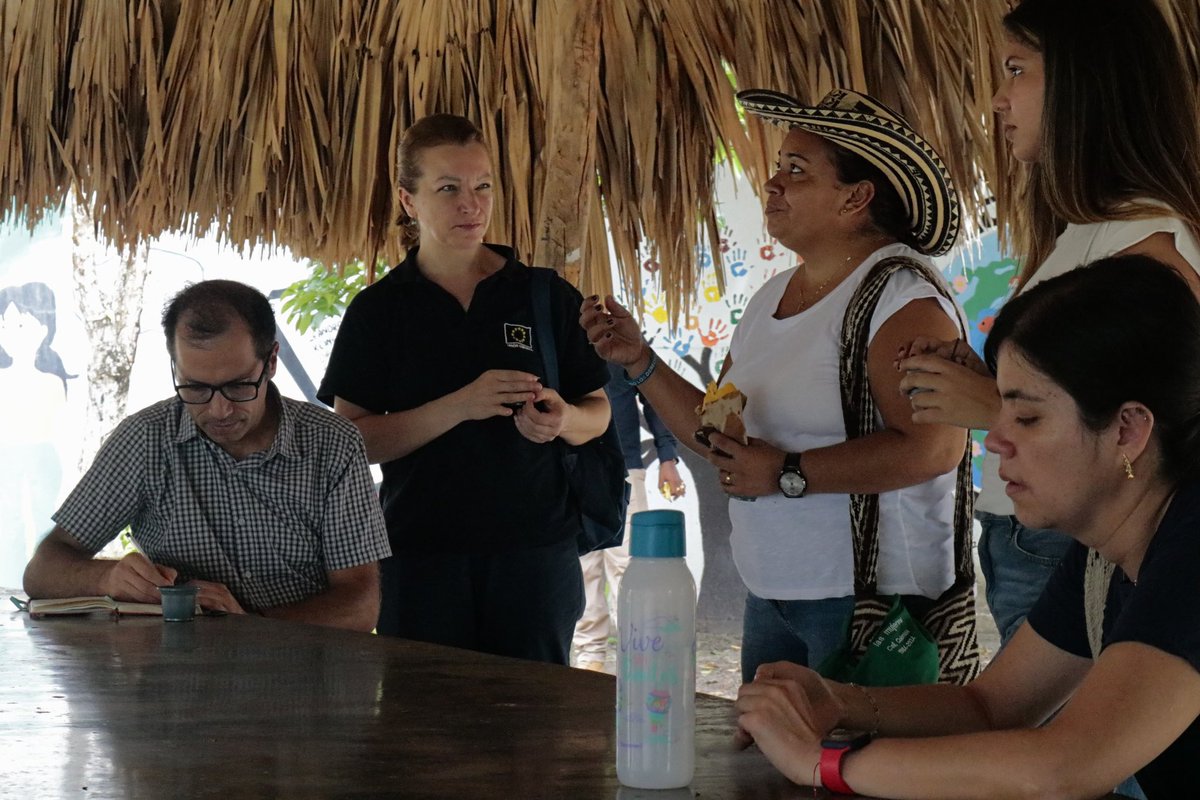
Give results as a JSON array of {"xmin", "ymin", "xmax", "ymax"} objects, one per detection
[{"xmin": 1, "ymin": 1, "xmax": 1195, "ymax": 318}]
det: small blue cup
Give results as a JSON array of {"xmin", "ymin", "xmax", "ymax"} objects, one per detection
[{"xmin": 159, "ymin": 585, "xmax": 198, "ymax": 622}]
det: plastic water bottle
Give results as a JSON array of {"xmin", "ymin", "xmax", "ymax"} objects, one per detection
[{"xmin": 616, "ymin": 509, "xmax": 696, "ymax": 789}]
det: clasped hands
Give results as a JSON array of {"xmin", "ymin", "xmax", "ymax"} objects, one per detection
[
  {"xmin": 455, "ymin": 369, "xmax": 569, "ymax": 444},
  {"xmin": 896, "ymin": 336, "xmax": 1000, "ymax": 429},
  {"xmin": 734, "ymin": 661, "xmax": 846, "ymax": 787},
  {"xmin": 102, "ymin": 552, "xmax": 247, "ymax": 614}
]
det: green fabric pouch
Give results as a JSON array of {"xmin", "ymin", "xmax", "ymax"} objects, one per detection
[{"xmin": 817, "ymin": 595, "xmax": 941, "ymax": 687}]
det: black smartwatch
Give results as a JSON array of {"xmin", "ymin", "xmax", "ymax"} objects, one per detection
[{"xmin": 778, "ymin": 452, "xmax": 807, "ymax": 498}]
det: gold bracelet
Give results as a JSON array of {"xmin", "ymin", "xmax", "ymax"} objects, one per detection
[{"xmin": 848, "ymin": 682, "xmax": 881, "ymax": 736}]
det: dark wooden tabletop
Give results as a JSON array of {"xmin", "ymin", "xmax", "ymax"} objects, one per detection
[
  {"xmin": 0, "ymin": 611, "xmax": 1130, "ymax": 799},
  {"xmin": 0, "ymin": 610, "xmax": 820, "ymax": 799}
]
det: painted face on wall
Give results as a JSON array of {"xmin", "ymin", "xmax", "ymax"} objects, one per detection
[
  {"xmin": 992, "ymin": 37, "xmax": 1046, "ymax": 164},
  {"xmin": 0, "ymin": 304, "xmax": 48, "ymax": 362},
  {"xmin": 399, "ymin": 142, "xmax": 495, "ymax": 251}
]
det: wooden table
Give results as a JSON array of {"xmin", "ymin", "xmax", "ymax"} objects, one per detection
[
  {"xmin": 0, "ymin": 611, "xmax": 1131, "ymax": 799},
  {"xmin": 1, "ymin": 610, "xmax": 819, "ymax": 799}
]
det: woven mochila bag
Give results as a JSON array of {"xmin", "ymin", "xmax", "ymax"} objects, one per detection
[{"xmin": 830, "ymin": 255, "xmax": 981, "ymax": 685}]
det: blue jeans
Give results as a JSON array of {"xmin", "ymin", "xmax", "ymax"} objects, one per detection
[
  {"xmin": 741, "ymin": 592, "xmax": 856, "ymax": 683},
  {"xmin": 976, "ymin": 511, "xmax": 1073, "ymax": 647},
  {"xmin": 1114, "ymin": 777, "xmax": 1147, "ymax": 799}
]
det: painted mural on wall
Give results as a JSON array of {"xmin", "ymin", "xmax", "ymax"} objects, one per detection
[{"xmin": 0, "ymin": 281, "xmax": 77, "ymax": 583}]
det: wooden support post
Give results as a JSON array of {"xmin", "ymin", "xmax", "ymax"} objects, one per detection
[{"xmin": 532, "ymin": 0, "xmax": 601, "ymax": 286}]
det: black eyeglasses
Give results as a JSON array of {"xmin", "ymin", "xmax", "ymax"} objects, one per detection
[{"xmin": 173, "ymin": 361, "xmax": 269, "ymax": 405}]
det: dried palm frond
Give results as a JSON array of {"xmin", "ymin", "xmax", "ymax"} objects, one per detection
[{"xmin": 10, "ymin": 0, "xmax": 1191, "ymax": 321}]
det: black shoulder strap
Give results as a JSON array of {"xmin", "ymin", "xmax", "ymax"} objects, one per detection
[
  {"xmin": 530, "ymin": 267, "xmax": 561, "ymax": 391},
  {"xmin": 838, "ymin": 255, "xmax": 972, "ymax": 594}
]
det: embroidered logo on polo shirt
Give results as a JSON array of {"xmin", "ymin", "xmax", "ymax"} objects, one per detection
[{"xmin": 504, "ymin": 323, "xmax": 533, "ymax": 351}]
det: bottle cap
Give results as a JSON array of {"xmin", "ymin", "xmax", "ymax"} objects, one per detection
[{"xmin": 630, "ymin": 510, "xmax": 685, "ymax": 558}]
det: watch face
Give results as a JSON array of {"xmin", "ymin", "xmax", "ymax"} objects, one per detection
[
  {"xmin": 821, "ymin": 728, "xmax": 872, "ymax": 750},
  {"xmin": 779, "ymin": 469, "xmax": 806, "ymax": 498}
]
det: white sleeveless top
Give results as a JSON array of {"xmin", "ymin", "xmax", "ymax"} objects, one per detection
[
  {"xmin": 724, "ymin": 243, "xmax": 962, "ymax": 600},
  {"xmin": 976, "ymin": 215, "xmax": 1200, "ymax": 515}
]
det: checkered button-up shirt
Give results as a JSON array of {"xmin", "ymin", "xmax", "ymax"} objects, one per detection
[{"xmin": 53, "ymin": 386, "xmax": 391, "ymax": 611}]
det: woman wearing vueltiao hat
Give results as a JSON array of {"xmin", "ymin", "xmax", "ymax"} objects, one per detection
[{"xmin": 581, "ymin": 87, "xmax": 980, "ymax": 685}]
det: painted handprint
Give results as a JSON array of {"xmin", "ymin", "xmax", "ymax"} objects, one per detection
[
  {"xmin": 724, "ymin": 292, "xmax": 748, "ymax": 325},
  {"xmin": 671, "ymin": 334, "xmax": 695, "ymax": 359},
  {"xmin": 642, "ymin": 287, "xmax": 669, "ymax": 325},
  {"xmin": 726, "ymin": 246, "xmax": 749, "ymax": 278},
  {"xmin": 699, "ymin": 319, "xmax": 730, "ymax": 347}
]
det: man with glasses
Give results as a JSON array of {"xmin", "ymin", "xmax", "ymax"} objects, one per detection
[{"xmin": 22, "ymin": 280, "xmax": 390, "ymax": 631}]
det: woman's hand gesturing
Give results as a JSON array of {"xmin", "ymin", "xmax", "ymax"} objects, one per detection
[{"xmin": 579, "ymin": 295, "xmax": 648, "ymax": 368}]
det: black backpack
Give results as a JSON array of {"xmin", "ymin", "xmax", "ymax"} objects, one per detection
[{"xmin": 530, "ymin": 268, "xmax": 630, "ymax": 554}]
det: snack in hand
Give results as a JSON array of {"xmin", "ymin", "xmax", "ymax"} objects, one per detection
[{"xmin": 695, "ymin": 381, "xmax": 748, "ymax": 453}]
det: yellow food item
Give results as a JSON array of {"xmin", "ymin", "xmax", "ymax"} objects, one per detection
[
  {"xmin": 702, "ymin": 380, "xmax": 742, "ymax": 407},
  {"xmin": 696, "ymin": 381, "xmax": 748, "ymax": 445}
]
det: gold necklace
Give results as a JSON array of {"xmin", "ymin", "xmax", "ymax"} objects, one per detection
[{"xmin": 796, "ymin": 255, "xmax": 854, "ymax": 311}]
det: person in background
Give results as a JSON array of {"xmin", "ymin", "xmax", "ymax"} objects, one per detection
[
  {"xmin": 573, "ymin": 361, "xmax": 685, "ymax": 671},
  {"xmin": 582, "ymin": 87, "xmax": 975, "ymax": 684},
  {"xmin": 318, "ymin": 113, "xmax": 610, "ymax": 665},
  {"xmin": 736, "ymin": 256, "xmax": 1200, "ymax": 800},
  {"xmin": 900, "ymin": 0, "xmax": 1200, "ymax": 657},
  {"xmin": 23, "ymin": 280, "xmax": 389, "ymax": 631}
]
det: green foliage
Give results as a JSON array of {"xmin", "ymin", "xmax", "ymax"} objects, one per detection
[
  {"xmin": 117, "ymin": 527, "xmax": 137, "ymax": 554},
  {"xmin": 279, "ymin": 260, "xmax": 389, "ymax": 334}
]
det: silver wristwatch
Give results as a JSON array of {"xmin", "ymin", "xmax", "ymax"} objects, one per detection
[{"xmin": 778, "ymin": 452, "xmax": 807, "ymax": 498}]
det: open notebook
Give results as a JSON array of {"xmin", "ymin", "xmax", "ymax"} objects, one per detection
[{"xmin": 11, "ymin": 596, "xmax": 162, "ymax": 617}]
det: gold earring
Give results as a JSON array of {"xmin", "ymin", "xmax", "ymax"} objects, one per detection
[{"xmin": 1122, "ymin": 454, "xmax": 1135, "ymax": 480}]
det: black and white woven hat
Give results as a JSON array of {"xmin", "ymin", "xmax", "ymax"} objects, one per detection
[{"xmin": 737, "ymin": 88, "xmax": 961, "ymax": 257}]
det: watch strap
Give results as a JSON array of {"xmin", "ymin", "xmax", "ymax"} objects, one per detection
[
  {"xmin": 819, "ymin": 745, "xmax": 856, "ymax": 795},
  {"xmin": 783, "ymin": 452, "xmax": 801, "ymax": 470}
]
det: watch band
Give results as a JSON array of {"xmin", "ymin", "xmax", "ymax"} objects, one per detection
[
  {"xmin": 783, "ymin": 452, "xmax": 801, "ymax": 471},
  {"xmin": 819, "ymin": 746, "xmax": 856, "ymax": 795}
]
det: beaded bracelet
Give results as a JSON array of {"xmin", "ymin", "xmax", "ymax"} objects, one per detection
[
  {"xmin": 848, "ymin": 682, "xmax": 881, "ymax": 736},
  {"xmin": 624, "ymin": 350, "xmax": 659, "ymax": 387}
]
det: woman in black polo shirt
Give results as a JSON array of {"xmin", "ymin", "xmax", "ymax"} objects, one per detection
[
  {"xmin": 732, "ymin": 256, "xmax": 1200, "ymax": 798},
  {"xmin": 318, "ymin": 114, "xmax": 610, "ymax": 664}
]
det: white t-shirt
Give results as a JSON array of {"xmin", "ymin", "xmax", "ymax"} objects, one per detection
[
  {"xmin": 724, "ymin": 243, "xmax": 962, "ymax": 600},
  {"xmin": 976, "ymin": 215, "xmax": 1200, "ymax": 515}
]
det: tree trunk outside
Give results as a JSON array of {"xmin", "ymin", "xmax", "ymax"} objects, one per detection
[{"xmin": 70, "ymin": 200, "xmax": 150, "ymax": 472}]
